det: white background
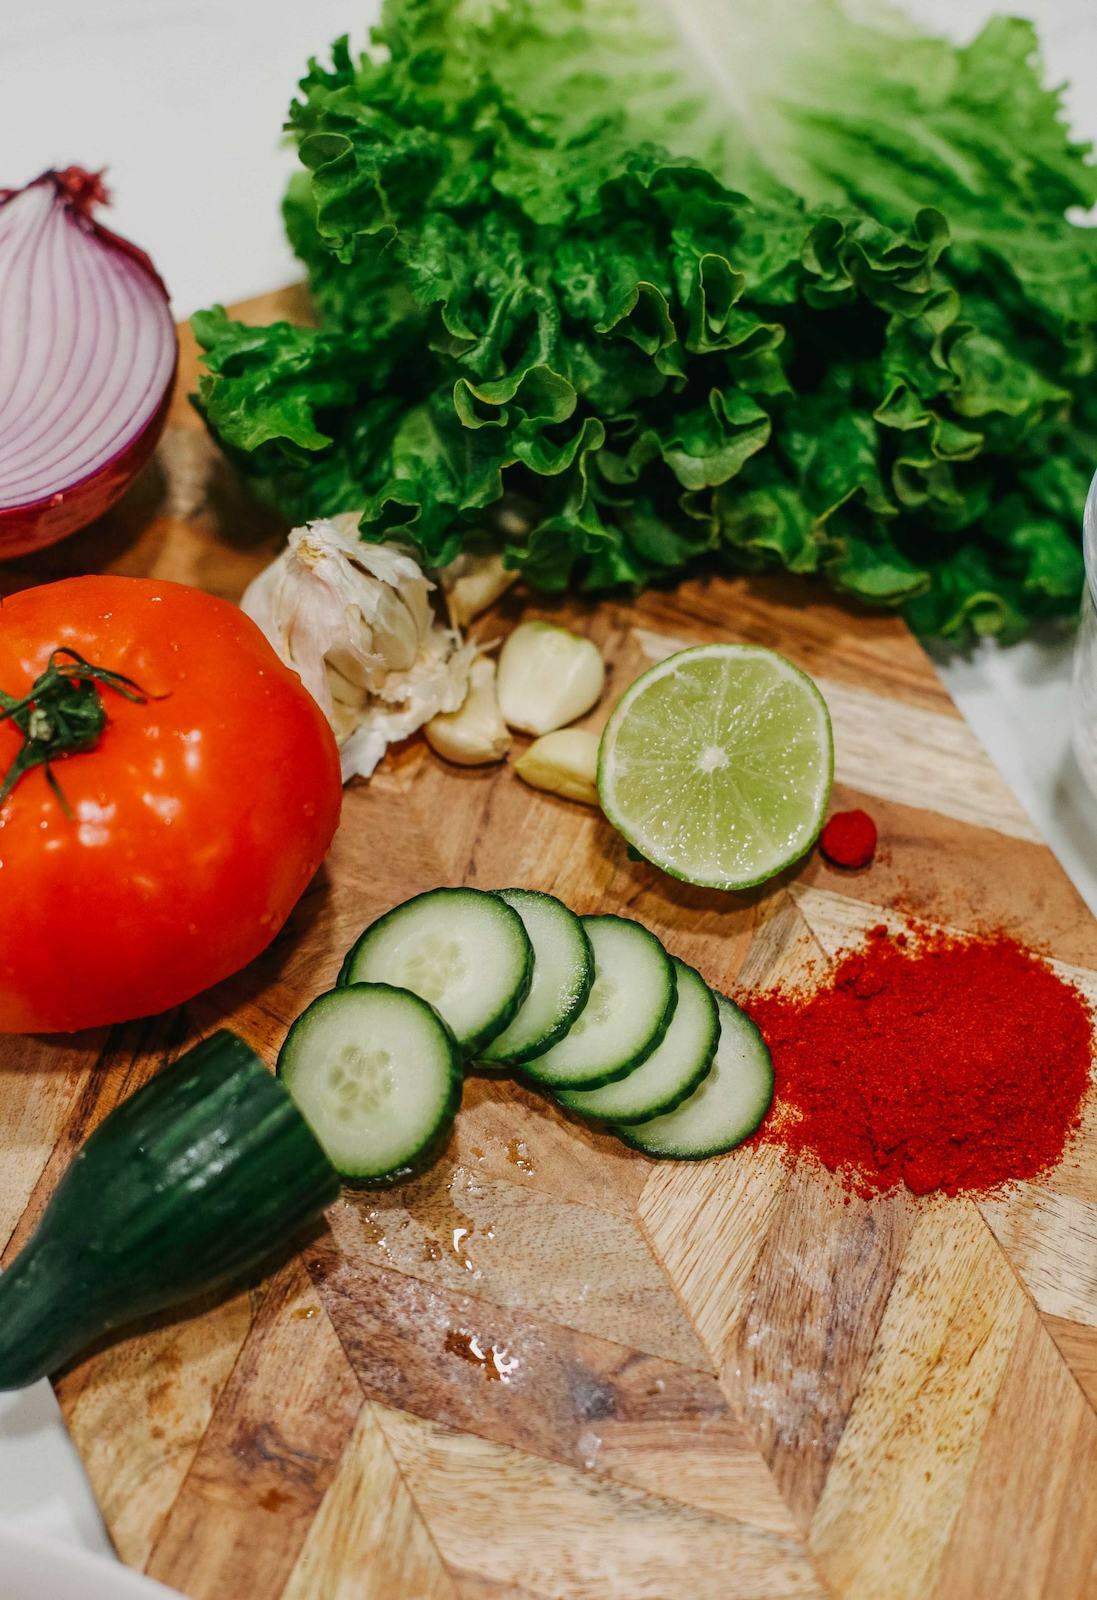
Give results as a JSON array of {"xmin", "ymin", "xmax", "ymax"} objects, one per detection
[{"xmin": 2, "ymin": 0, "xmax": 1096, "ymax": 1580}]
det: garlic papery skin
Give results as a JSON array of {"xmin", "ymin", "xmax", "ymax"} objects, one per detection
[
  {"xmin": 425, "ymin": 657, "xmax": 511, "ymax": 766},
  {"xmin": 439, "ymin": 552, "xmax": 518, "ymax": 629},
  {"xmin": 496, "ymin": 621, "xmax": 605, "ymax": 736},
  {"xmin": 241, "ymin": 515, "xmax": 475, "ymax": 782},
  {"xmin": 514, "ymin": 729, "xmax": 601, "ymax": 806}
]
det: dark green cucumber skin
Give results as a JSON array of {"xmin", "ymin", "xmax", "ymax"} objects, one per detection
[
  {"xmin": 277, "ymin": 982, "xmax": 464, "ymax": 1187},
  {"xmin": 616, "ymin": 997, "xmax": 775, "ymax": 1159},
  {"xmin": 0, "ymin": 1031, "xmax": 339, "ymax": 1390},
  {"xmin": 601, "ymin": 1039, "xmax": 715, "ymax": 1124},
  {"xmin": 559, "ymin": 1039, "xmax": 712, "ymax": 1124},
  {"xmin": 480, "ymin": 889, "xmax": 595, "ymax": 1066},
  {"xmin": 337, "ymin": 887, "xmax": 534, "ymax": 1057},
  {"xmin": 558, "ymin": 966, "xmax": 719, "ymax": 1125},
  {"xmin": 520, "ymin": 915, "xmax": 678, "ymax": 1092}
]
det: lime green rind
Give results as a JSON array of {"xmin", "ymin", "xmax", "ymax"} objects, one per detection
[{"xmin": 597, "ymin": 644, "xmax": 834, "ymax": 893}]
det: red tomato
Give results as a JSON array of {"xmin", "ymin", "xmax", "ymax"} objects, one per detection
[{"xmin": 0, "ymin": 576, "xmax": 342, "ymax": 1033}]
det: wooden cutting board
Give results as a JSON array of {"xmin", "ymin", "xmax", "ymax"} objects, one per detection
[{"xmin": 3, "ymin": 291, "xmax": 1097, "ymax": 1600}]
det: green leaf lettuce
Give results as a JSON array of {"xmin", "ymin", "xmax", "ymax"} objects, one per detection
[{"xmin": 193, "ymin": 0, "xmax": 1097, "ymax": 638}]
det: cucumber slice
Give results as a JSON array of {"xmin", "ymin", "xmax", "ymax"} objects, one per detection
[
  {"xmin": 522, "ymin": 914, "xmax": 676, "ymax": 1091},
  {"xmin": 557, "ymin": 958, "xmax": 718, "ymax": 1124},
  {"xmin": 617, "ymin": 992, "xmax": 773, "ymax": 1158},
  {"xmin": 480, "ymin": 890, "xmax": 595, "ymax": 1065},
  {"xmin": 278, "ymin": 984, "xmax": 462, "ymax": 1182},
  {"xmin": 339, "ymin": 888, "xmax": 533, "ymax": 1056}
]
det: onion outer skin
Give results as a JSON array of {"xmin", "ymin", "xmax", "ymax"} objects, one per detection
[
  {"xmin": 0, "ymin": 170, "xmax": 178, "ymax": 562},
  {"xmin": 0, "ymin": 372, "xmax": 175, "ymax": 559}
]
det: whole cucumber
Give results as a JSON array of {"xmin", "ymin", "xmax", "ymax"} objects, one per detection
[{"xmin": 0, "ymin": 1030, "xmax": 339, "ymax": 1388}]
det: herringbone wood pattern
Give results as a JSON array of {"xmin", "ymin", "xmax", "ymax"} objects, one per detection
[{"xmin": 3, "ymin": 293, "xmax": 1096, "ymax": 1600}]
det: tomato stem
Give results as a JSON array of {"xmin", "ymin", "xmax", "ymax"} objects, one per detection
[{"xmin": 0, "ymin": 649, "xmax": 153, "ymax": 816}]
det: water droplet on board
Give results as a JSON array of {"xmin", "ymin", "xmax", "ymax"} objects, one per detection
[
  {"xmin": 444, "ymin": 1328, "xmax": 519, "ymax": 1382},
  {"xmin": 577, "ymin": 1430, "xmax": 603, "ymax": 1470},
  {"xmin": 412, "ymin": 1170, "xmax": 496, "ymax": 1278},
  {"xmin": 506, "ymin": 1137, "xmax": 535, "ymax": 1174},
  {"xmin": 360, "ymin": 1210, "xmax": 391, "ymax": 1258}
]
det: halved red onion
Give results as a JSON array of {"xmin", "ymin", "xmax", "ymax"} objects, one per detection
[{"xmin": 0, "ymin": 168, "xmax": 177, "ymax": 560}]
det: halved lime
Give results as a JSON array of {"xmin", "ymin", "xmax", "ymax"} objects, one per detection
[{"xmin": 597, "ymin": 644, "xmax": 833, "ymax": 891}]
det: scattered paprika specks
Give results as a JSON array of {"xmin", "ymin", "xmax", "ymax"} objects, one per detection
[
  {"xmin": 819, "ymin": 808, "xmax": 877, "ymax": 869},
  {"xmin": 747, "ymin": 922, "xmax": 1093, "ymax": 1199}
]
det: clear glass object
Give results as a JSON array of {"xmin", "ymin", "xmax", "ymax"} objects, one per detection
[{"xmin": 1072, "ymin": 470, "xmax": 1097, "ymax": 797}]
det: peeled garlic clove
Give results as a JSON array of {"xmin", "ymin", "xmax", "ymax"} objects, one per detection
[
  {"xmin": 425, "ymin": 656, "xmax": 511, "ymax": 766},
  {"xmin": 439, "ymin": 551, "xmax": 518, "ymax": 629},
  {"xmin": 514, "ymin": 729, "xmax": 601, "ymax": 806},
  {"xmin": 497, "ymin": 621, "xmax": 605, "ymax": 736}
]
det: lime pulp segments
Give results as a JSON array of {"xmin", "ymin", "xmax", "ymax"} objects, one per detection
[{"xmin": 597, "ymin": 644, "xmax": 833, "ymax": 890}]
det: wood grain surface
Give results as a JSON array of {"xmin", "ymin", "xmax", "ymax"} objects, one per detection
[{"xmin": 3, "ymin": 292, "xmax": 1097, "ymax": 1600}]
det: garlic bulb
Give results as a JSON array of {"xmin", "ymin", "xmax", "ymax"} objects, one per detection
[
  {"xmin": 425, "ymin": 657, "xmax": 511, "ymax": 766},
  {"xmin": 514, "ymin": 729, "xmax": 601, "ymax": 806},
  {"xmin": 241, "ymin": 515, "xmax": 475, "ymax": 782},
  {"xmin": 439, "ymin": 551, "xmax": 518, "ymax": 629},
  {"xmin": 497, "ymin": 621, "xmax": 605, "ymax": 736}
]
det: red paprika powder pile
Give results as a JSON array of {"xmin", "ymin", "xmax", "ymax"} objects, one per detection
[{"xmin": 748, "ymin": 923, "xmax": 1093, "ymax": 1198}]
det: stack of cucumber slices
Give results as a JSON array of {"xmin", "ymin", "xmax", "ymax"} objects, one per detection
[{"xmin": 278, "ymin": 886, "xmax": 774, "ymax": 1184}]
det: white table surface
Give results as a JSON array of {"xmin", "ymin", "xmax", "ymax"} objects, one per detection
[{"xmin": 2, "ymin": 0, "xmax": 1096, "ymax": 1579}]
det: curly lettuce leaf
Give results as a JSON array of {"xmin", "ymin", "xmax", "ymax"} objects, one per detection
[{"xmin": 193, "ymin": 0, "xmax": 1097, "ymax": 638}]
